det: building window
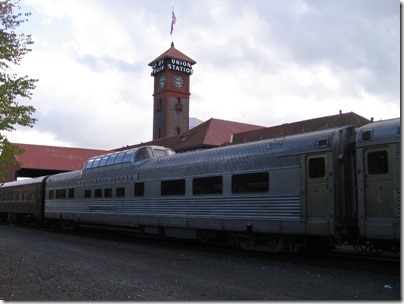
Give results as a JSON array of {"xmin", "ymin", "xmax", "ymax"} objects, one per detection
[
  {"xmin": 175, "ymin": 98, "xmax": 183, "ymax": 111},
  {"xmin": 156, "ymin": 98, "xmax": 162, "ymax": 111},
  {"xmin": 161, "ymin": 179, "xmax": 186, "ymax": 196},
  {"xmin": 193, "ymin": 176, "xmax": 222, "ymax": 195},
  {"xmin": 232, "ymin": 172, "xmax": 269, "ymax": 193},
  {"xmin": 175, "ymin": 126, "xmax": 181, "ymax": 135}
]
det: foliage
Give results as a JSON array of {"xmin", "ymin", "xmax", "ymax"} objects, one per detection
[{"xmin": 0, "ymin": 0, "xmax": 37, "ymax": 181}]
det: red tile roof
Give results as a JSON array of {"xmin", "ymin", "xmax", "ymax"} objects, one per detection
[
  {"xmin": 115, "ymin": 118, "xmax": 265, "ymax": 152},
  {"xmin": 13, "ymin": 143, "xmax": 107, "ymax": 171},
  {"xmin": 148, "ymin": 42, "xmax": 196, "ymax": 66}
]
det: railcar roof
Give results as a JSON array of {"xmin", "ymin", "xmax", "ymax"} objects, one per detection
[
  {"xmin": 0, "ymin": 176, "xmax": 48, "ymax": 188},
  {"xmin": 356, "ymin": 117, "xmax": 400, "ymax": 146},
  {"xmin": 140, "ymin": 126, "xmax": 349, "ymax": 171}
]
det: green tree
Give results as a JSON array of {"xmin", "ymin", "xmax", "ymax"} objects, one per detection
[{"xmin": 0, "ymin": 0, "xmax": 37, "ymax": 181}]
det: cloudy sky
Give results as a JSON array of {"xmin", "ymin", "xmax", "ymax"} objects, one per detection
[{"xmin": 5, "ymin": 0, "xmax": 400, "ymax": 150}]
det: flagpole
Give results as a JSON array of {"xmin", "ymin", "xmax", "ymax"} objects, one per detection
[{"xmin": 170, "ymin": 7, "xmax": 176, "ymax": 45}]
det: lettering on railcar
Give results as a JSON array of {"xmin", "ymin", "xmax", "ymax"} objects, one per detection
[
  {"xmin": 78, "ymin": 174, "xmax": 138, "ymax": 186},
  {"xmin": 267, "ymin": 138, "xmax": 285, "ymax": 148}
]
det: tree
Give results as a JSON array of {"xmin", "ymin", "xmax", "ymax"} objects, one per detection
[{"xmin": 0, "ymin": 0, "xmax": 37, "ymax": 181}]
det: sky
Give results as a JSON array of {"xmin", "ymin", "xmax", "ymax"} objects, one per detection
[{"xmin": 4, "ymin": 0, "xmax": 401, "ymax": 150}]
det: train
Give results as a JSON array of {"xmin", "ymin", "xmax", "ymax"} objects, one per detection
[{"xmin": 0, "ymin": 118, "xmax": 400, "ymax": 255}]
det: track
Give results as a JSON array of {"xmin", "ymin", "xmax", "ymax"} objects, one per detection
[
  {"xmin": 1, "ymin": 221, "xmax": 399, "ymax": 277},
  {"xmin": 61, "ymin": 224, "xmax": 402, "ymax": 276}
]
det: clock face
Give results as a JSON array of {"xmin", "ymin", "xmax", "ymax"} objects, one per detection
[
  {"xmin": 158, "ymin": 75, "xmax": 166, "ymax": 88},
  {"xmin": 172, "ymin": 74, "xmax": 184, "ymax": 88}
]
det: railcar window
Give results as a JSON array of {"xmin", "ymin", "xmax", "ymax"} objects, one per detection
[
  {"xmin": 232, "ymin": 172, "xmax": 269, "ymax": 193},
  {"xmin": 56, "ymin": 189, "xmax": 66, "ymax": 199},
  {"xmin": 308, "ymin": 157, "xmax": 326, "ymax": 179},
  {"xmin": 92, "ymin": 157, "xmax": 102, "ymax": 168},
  {"xmin": 135, "ymin": 148, "xmax": 153, "ymax": 162},
  {"xmin": 154, "ymin": 149, "xmax": 167, "ymax": 158},
  {"xmin": 193, "ymin": 176, "xmax": 223, "ymax": 195},
  {"xmin": 84, "ymin": 190, "xmax": 91, "ymax": 198},
  {"xmin": 113, "ymin": 152, "xmax": 126, "ymax": 164},
  {"xmin": 161, "ymin": 179, "xmax": 186, "ymax": 196},
  {"xmin": 95, "ymin": 189, "xmax": 102, "ymax": 198},
  {"xmin": 84, "ymin": 159, "xmax": 94, "ymax": 169},
  {"xmin": 104, "ymin": 188, "xmax": 112, "ymax": 198},
  {"xmin": 49, "ymin": 190, "xmax": 54, "ymax": 199},
  {"xmin": 367, "ymin": 151, "xmax": 388, "ymax": 175},
  {"xmin": 99, "ymin": 155, "xmax": 109, "ymax": 166},
  {"xmin": 122, "ymin": 151, "xmax": 135, "ymax": 163},
  {"xmin": 165, "ymin": 148, "xmax": 175, "ymax": 155},
  {"xmin": 68, "ymin": 189, "xmax": 74, "ymax": 199},
  {"xmin": 106, "ymin": 154, "xmax": 117, "ymax": 165},
  {"xmin": 116, "ymin": 187, "xmax": 125, "ymax": 197},
  {"xmin": 134, "ymin": 182, "xmax": 144, "ymax": 197}
]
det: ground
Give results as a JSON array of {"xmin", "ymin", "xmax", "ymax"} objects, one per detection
[{"xmin": 0, "ymin": 224, "xmax": 400, "ymax": 301}]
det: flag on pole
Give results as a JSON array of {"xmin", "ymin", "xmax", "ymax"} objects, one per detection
[{"xmin": 170, "ymin": 10, "xmax": 177, "ymax": 34}]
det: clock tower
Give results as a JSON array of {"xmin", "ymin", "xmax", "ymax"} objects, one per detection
[{"xmin": 149, "ymin": 42, "xmax": 196, "ymax": 140}]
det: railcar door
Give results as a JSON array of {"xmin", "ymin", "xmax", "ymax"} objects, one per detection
[
  {"xmin": 305, "ymin": 153, "xmax": 333, "ymax": 235},
  {"xmin": 361, "ymin": 146, "xmax": 398, "ymax": 239}
]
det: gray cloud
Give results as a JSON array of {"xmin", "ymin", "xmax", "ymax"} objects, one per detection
[{"xmin": 11, "ymin": 0, "xmax": 399, "ymax": 149}]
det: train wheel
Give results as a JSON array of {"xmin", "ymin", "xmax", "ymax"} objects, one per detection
[
  {"xmin": 196, "ymin": 230, "xmax": 211, "ymax": 243},
  {"xmin": 239, "ymin": 238, "xmax": 255, "ymax": 250},
  {"xmin": 60, "ymin": 220, "xmax": 77, "ymax": 231},
  {"xmin": 353, "ymin": 241, "xmax": 383, "ymax": 256}
]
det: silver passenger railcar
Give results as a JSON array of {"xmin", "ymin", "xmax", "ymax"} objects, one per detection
[
  {"xmin": 44, "ymin": 126, "xmax": 358, "ymax": 252},
  {"xmin": 1, "ymin": 119, "xmax": 399, "ymax": 254},
  {"xmin": 353, "ymin": 118, "xmax": 400, "ymax": 253}
]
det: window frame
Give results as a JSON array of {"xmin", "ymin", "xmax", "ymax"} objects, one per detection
[
  {"xmin": 193, "ymin": 176, "xmax": 223, "ymax": 195},
  {"xmin": 231, "ymin": 172, "xmax": 269, "ymax": 194},
  {"xmin": 161, "ymin": 179, "xmax": 186, "ymax": 196}
]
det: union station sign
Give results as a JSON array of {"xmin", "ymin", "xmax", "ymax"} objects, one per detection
[{"xmin": 151, "ymin": 58, "xmax": 194, "ymax": 76}]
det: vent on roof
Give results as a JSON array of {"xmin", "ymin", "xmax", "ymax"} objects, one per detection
[
  {"xmin": 362, "ymin": 130, "xmax": 373, "ymax": 141},
  {"xmin": 317, "ymin": 138, "xmax": 329, "ymax": 148}
]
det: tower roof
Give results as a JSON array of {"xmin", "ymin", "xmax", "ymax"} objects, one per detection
[{"xmin": 148, "ymin": 42, "xmax": 196, "ymax": 66}]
